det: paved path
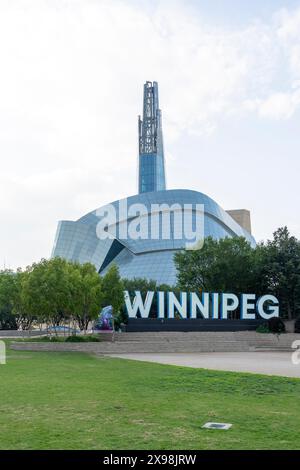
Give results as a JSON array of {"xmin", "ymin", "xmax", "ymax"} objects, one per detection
[{"xmin": 108, "ymin": 351, "xmax": 300, "ymax": 378}]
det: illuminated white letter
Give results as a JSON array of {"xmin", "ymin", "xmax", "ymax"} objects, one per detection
[
  {"xmin": 241, "ymin": 294, "xmax": 256, "ymax": 319},
  {"xmin": 168, "ymin": 292, "xmax": 187, "ymax": 319},
  {"xmin": 211, "ymin": 293, "xmax": 219, "ymax": 319},
  {"xmin": 124, "ymin": 291, "xmax": 154, "ymax": 318},
  {"xmin": 190, "ymin": 292, "xmax": 209, "ymax": 319},
  {"xmin": 257, "ymin": 295, "xmax": 279, "ymax": 320},
  {"xmin": 157, "ymin": 291, "xmax": 165, "ymax": 319},
  {"xmin": 221, "ymin": 293, "xmax": 239, "ymax": 319}
]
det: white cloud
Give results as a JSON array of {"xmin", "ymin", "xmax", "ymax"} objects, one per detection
[
  {"xmin": 0, "ymin": 0, "xmax": 299, "ymax": 267},
  {"xmin": 276, "ymin": 6, "xmax": 300, "ymax": 41},
  {"xmin": 257, "ymin": 89, "xmax": 300, "ymax": 119}
]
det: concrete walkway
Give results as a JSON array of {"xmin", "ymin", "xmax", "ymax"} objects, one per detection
[{"xmin": 108, "ymin": 351, "xmax": 300, "ymax": 378}]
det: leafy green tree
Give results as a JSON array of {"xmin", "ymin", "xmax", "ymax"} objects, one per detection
[
  {"xmin": 174, "ymin": 236, "xmax": 255, "ymax": 294},
  {"xmin": 70, "ymin": 262, "xmax": 103, "ymax": 332},
  {"xmin": 257, "ymin": 227, "xmax": 300, "ymax": 319},
  {"xmin": 0, "ymin": 270, "xmax": 18, "ymax": 329},
  {"xmin": 22, "ymin": 258, "xmax": 72, "ymax": 329},
  {"xmin": 123, "ymin": 278, "xmax": 157, "ymax": 293},
  {"xmin": 101, "ymin": 265, "xmax": 124, "ymax": 316},
  {"xmin": 174, "ymin": 228, "xmax": 300, "ymax": 320},
  {"xmin": 11, "ymin": 269, "xmax": 34, "ymax": 330}
]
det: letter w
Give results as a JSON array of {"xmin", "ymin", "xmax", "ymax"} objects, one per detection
[{"xmin": 124, "ymin": 291, "xmax": 154, "ymax": 318}]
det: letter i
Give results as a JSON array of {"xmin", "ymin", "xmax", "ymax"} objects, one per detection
[
  {"xmin": 212, "ymin": 293, "xmax": 219, "ymax": 319},
  {"xmin": 157, "ymin": 291, "xmax": 165, "ymax": 318}
]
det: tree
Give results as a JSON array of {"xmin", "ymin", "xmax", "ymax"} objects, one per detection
[
  {"xmin": 70, "ymin": 262, "xmax": 103, "ymax": 332},
  {"xmin": 12, "ymin": 269, "xmax": 34, "ymax": 330},
  {"xmin": 257, "ymin": 227, "xmax": 300, "ymax": 319},
  {"xmin": 22, "ymin": 258, "xmax": 72, "ymax": 329},
  {"xmin": 174, "ymin": 236, "xmax": 255, "ymax": 294},
  {"xmin": 101, "ymin": 265, "xmax": 124, "ymax": 320},
  {"xmin": 0, "ymin": 270, "xmax": 18, "ymax": 330},
  {"xmin": 174, "ymin": 228, "xmax": 300, "ymax": 320},
  {"xmin": 123, "ymin": 277, "xmax": 157, "ymax": 294}
]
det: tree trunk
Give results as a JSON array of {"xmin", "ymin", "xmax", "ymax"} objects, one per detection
[{"xmin": 287, "ymin": 301, "xmax": 292, "ymax": 320}]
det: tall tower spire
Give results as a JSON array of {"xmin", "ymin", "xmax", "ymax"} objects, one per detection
[{"xmin": 138, "ymin": 81, "xmax": 166, "ymax": 194}]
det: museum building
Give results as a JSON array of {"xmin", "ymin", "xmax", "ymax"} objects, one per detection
[{"xmin": 52, "ymin": 81, "xmax": 255, "ymax": 286}]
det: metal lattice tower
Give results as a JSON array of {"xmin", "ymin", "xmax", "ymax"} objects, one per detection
[{"xmin": 138, "ymin": 81, "xmax": 166, "ymax": 194}]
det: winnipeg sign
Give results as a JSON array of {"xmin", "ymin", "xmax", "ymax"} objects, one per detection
[{"xmin": 124, "ymin": 291, "xmax": 279, "ymax": 320}]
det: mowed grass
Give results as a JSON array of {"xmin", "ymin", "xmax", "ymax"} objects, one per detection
[{"xmin": 1, "ymin": 343, "xmax": 300, "ymax": 450}]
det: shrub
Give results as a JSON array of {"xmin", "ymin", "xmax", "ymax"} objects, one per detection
[
  {"xmin": 65, "ymin": 334, "xmax": 101, "ymax": 342},
  {"xmin": 65, "ymin": 335, "xmax": 86, "ymax": 342},
  {"xmin": 47, "ymin": 336, "xmax": 61, "ymax": 342},
  {"xmin": 0, "ymin": 310, "xmax": 18, "ymax": 330},
  {"xmin": 38, "ymin": 336, "xmax": 62, "ymax": 342},
  {"xmin": 256, "ymin": 324, "xmax": 270, "ymax": 334},
  {"xmin": 268, "ymin": 317, "xmax": 286, "ymax": 334},
  {"xmin": 82, "ymin": 335, "xmax": 101, "ymax": 342}
]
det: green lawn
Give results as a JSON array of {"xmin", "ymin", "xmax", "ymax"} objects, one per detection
[{"xmin": 1, "ymin": 343, "xmax": 300, "ymax": 450}]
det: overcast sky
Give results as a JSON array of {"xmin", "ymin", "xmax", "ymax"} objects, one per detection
[{"xmin": 0, "ymin": 0, "xmax": 300, "ymax": 269}]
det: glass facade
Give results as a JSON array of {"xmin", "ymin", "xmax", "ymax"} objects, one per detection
[
  {"xmin": 51, "ymin": 80, "xmax": 256, "ymax": 286},
  {"xmin": 139, "ymin": 153, "xmax": 166, "ymax": 193},
  {"xmin": 52, "ymin": 189, "xmax": 256, "ymax": 286}
]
